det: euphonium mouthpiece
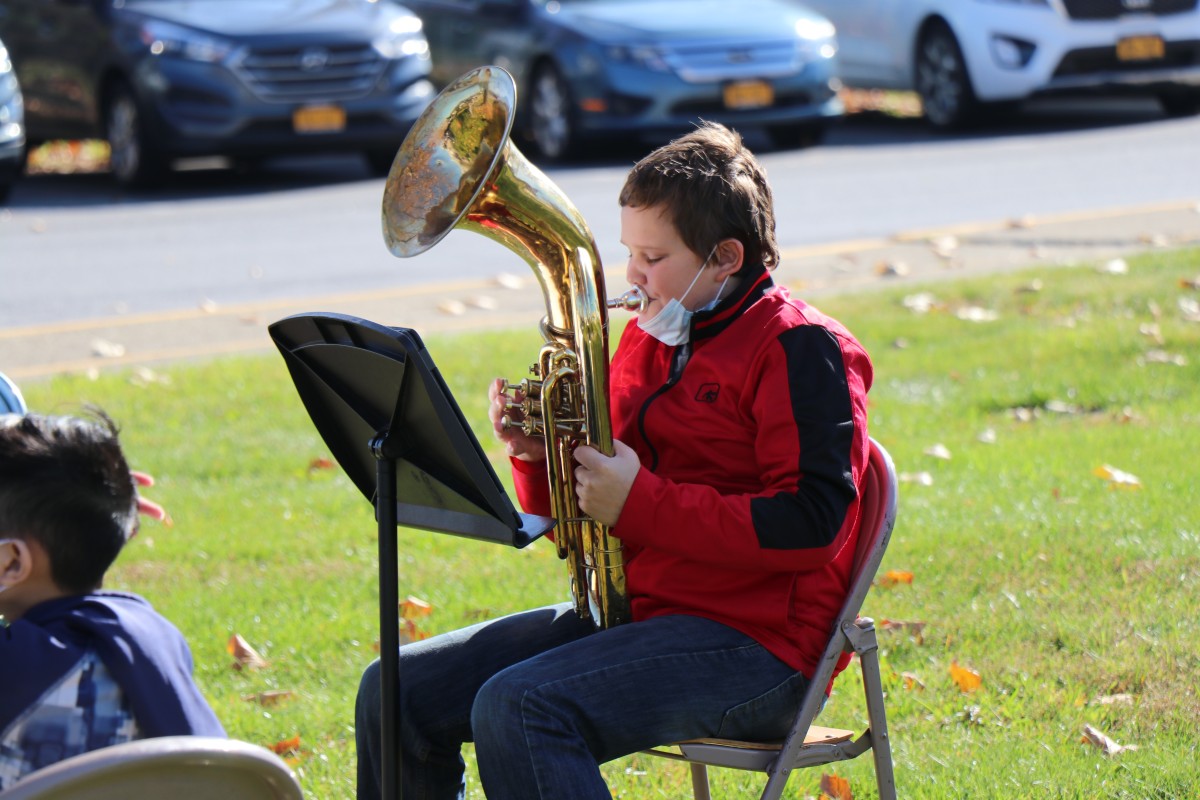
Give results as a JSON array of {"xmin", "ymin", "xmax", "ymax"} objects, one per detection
[{"xmin": 607, "ymin": 286, "xmax": 647, "ymax": 314}]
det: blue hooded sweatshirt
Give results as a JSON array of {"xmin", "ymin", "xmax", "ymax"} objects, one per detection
[{"xmin": 0, "ymin": 592, "xmax": 225, "ymax": 738}]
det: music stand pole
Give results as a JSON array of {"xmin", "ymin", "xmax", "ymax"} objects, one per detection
[{"xmin": 372, "ymin": 433, "xmax": 401, "ymax": 800}]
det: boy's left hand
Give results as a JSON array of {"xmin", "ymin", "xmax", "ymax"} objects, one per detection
[{"xmin": 573, "ymin": 440, "xmax": 640, "ymax": 527}]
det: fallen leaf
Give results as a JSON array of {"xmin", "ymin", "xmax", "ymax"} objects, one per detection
[
  {"xmin": 898, "ymin": 471, "xmax": 934, "ymax": 486},
  {"xmin": 879, "ymin": 619, "xmax": 926, "ymax": 641},
  {"xmin": 400, "ymin": 596, "xmax": 433, "ymax": 620},
  {"xmin": 923, "ymin": 443, "xmax": 952, "ymax": 460},
  {"xmin": 1091, "ymin": 693, "xmax": 1134, "ymax": 706},
  {"xmin": 438, "ymin": 299, "xmax": 466, "ymax": 316},
  {"xmin": 1179, "ymin": 275, "xmax": 1200, "ymax": 290},
  {"xmin": 1081, "ymin": 723, "xmax": 1137, "ymax": 756},
  {"xmin": 1093, "ymin": 464, "xmax": 1142, "ymax": 489},
  {"xmin": 878, "ymin": 570, "xmax": 914, "ymax": 588},
  {"xmin": 875, "ymin": 260, "xmax": 909, "ymax": 277},
  {"xmin": 399, "ymin": 618, "xmax": 429, "ymax": 645},
  {"xmin": 901, "ymin": 671, "xmax": 926, "ymax": 691},
  {"xmin": 820, "ymin": 772, "xmax": 852, "ymax": 800},
  {"xmin": 1098, "ymin": 258, "xmax": 1128, "ymax": 275},
  {"xmin": 241, "ymin": 690, "xmax": 295, "ymax": 706},
  {"xmin": 91, "ymin": 338, "xmax": 127, "ymax": 359},
  {"xmin": 955, "ymin": 305, "xmax": 999, "ymax": 322},
  {"xmin": 268, "ymin": 734, "xmax": 307, "ymax": 766},
  {"xmin": 468, "ymin": 294, "xmax": 499, "ymax": 310},
  {"xmin": 977, "ymin": 428, "xmax": 997, "ymax": 444},
  {"xmin": 1142, "ymin": 349, "xmax": 1187, "ymax": 366},
  {"xmin": 495, "ymin": 272, "xmax": 524, "ymax": 289},
  {"xmin": 949, "ymin": 661, "xmax": 982, "ymax": 693},
  {"xmin": 901, "ymin": 292, "xmax": 938, "ymax": 314},
  {"xmin": 228, "ymin": 633, "xmax": 269, "ymax": 671}
]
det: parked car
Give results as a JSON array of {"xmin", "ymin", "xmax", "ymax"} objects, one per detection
[
  {"xmin": 0, "ymin": 34, "xmax": 23, "ymax": 203},
  {"xmin": 801, "ymin": 0, "xmax": 1200, "ymax": 129},
  {"xmin": 401, "ymin": 0, "xmax": 843, "ymax": 160},
  {"xmin": 0, "ymin": 0, "xmax": 436, "ymax": 187}
]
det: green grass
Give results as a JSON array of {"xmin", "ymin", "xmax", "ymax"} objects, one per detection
[{"xmin": 21, "ymin": 249, "xmax": 1200, "ymax": 799}]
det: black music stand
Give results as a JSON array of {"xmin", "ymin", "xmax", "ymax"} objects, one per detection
[{"xmin": 268, "ymin": 312, "xmax": 554, "ymax": 800}]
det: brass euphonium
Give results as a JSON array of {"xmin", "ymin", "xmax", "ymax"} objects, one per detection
[{"xmin": 380, "ymin": 66, "xmax": 643, "ymax": 629}]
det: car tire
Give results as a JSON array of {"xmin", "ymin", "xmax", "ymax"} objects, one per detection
[
  {"xmin": 528, "ymin": 64, "xmax": 577, "ymax": 162},
  {"xmin": 766, "ymin": 122, "xmax": 827, "ymax": 151},
  {"xmin": 1158, "ymin": 91, "xmax": 1200, "ymax": 118},
  {"xmin": 104, "ymin": 81, "xmax": 166, "ymax": 188},
  {"xmin": 914, "ymin": 22, "xmax": 977, "ymax": 130},
  {"xmin": 0, "ymin": 145, "xmax": 23, "ymax": 206},
  {"xmin": 364, "ymin": 147, "xmax": 399, "ymax": 177}
]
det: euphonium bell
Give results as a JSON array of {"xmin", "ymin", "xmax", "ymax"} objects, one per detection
[{"xmin": 380, "ymin": 66, "xmax": 633, "ymax": 629}]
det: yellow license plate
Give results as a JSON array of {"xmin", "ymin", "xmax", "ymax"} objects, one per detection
[
  {"xmin": 723, "ymin": 80, "xmax": 774, "ymax": 110},
  {"xmin": 293, "ymin": 105, "xmax": 346, "ymax": 134},
  {"xmin": 1116, "ymin": 35, "xmax": 1165, "ymax": 62}
]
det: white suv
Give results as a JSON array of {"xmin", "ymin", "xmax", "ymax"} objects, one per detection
[{"xmin": 802, "ymin": 0, "xmax": 1200, "ymax": 127}]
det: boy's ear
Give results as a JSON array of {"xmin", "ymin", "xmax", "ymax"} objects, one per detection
[
  {"xmin": 712, "ymin": 238, "xmax": 744, "ymax": 279},
  {"xmin": 0, "ymin": 538, "xmax": 35, "ymax": 587}
]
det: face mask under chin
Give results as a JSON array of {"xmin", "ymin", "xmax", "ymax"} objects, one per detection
[{"xmin": 637, "ymin": 246, "xmax": 728, "ymax": 346}]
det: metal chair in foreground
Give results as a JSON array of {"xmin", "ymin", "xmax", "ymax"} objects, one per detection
[
  {"xmin": 0, "ymin": 737, "xmax": 304, "ymax": 800},
  {"xmin": 644, "ymin": 437, "xmax": 899, "ymax": 800}
]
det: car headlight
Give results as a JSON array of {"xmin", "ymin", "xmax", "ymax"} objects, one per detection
[
  {"xmin": 0, "ymin": 46, "xmax": 23, "ymax": 144},
  {"xmin": 374, "ymin": 14, "xmax": 430, "ymax": 59},
  {"xmin": 795, "ymin": 18, "xmax": 837, "ymax": 60},
  {"xmin": 139, "ymin": 19, "xmax": 234, "ymax": 63},
  {"xmin": 603, "ymin": 44, "xmax": 671, "ymax": 73}
]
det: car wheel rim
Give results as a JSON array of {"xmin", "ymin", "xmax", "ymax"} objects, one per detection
[
  {"xmin": 532, "ymin": 71, "xmax": 569, "ymax": 159},
  {"xmin": 107, "ymin": 95, "xmax": 141, "ymax": 182},
  {"xmin": 917, "ymin": 34, "xmax": 963, "ymax": 126}
]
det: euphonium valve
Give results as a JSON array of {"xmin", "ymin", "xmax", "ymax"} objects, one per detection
[{"xmin": 380, "ymin": 66, "xmax": 631, "ymax": 629}]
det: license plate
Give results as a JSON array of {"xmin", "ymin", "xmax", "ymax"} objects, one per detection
[
  {"xmin": 723, "ymin": 80, "xmax": 774, "ymax": 110},
  {"xmin": 1116, "ymin": 35, "xmax": 1165, "ymax": 62},
  {"xmin": 293, "ymin": 105, "xmax": 346, "ymax": 134}
]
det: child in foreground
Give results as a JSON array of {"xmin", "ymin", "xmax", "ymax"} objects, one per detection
[{"xmin": 0, "ymin": 409, "xmax": 224, "ymax": 790}]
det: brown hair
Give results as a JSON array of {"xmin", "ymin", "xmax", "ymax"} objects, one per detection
[{"xmin": 619, "ymin": 121, "xmax": 779, "ymax": 274}]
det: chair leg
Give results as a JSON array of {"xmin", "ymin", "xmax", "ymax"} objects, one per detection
[
  {"xmin": 858, "ymin": 648, "xmax": 897, "ymax": 800},
  {"xmin": 689, "ymin": 762, "xmax": 713, "ymax": 800}
]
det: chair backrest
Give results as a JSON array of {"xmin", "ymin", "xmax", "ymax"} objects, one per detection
[
  {"xmin": 0, "ymin": 737, "xmax": 304, "ymax": 800},
  {"xmin": 774, "ymin": 437, "xmax": 898, "ymax": 745}
]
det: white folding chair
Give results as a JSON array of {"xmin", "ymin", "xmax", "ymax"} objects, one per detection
[
  {"xmin": 645, "ymin": 437, "xmax": 899, "ymax": 800},
  {"xmin": 0, "ymin": 736, "xmax": 304, "ymax": 800}
]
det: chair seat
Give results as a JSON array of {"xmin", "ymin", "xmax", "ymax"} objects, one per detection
[
  {"xmin": 678, "ymin": 725, "xmax": 855, "ymax": 751},
  {"xmin": 645, "ymin": 725, "xmax": 857, "ymax": 772}
]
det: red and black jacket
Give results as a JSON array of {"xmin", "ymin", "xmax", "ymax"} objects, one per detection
[{"xmin": 514, "ymin": 265, "xmax": 874, "ymax": 682}]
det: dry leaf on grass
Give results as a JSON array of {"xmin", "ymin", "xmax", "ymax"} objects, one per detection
[
  {"xmin": 268, "ymin": 734, "xmax": 307, "ymax": 766},
  {"xmin": 820, "ymin": 772, "xmax": 852, "ymax": 800},
  {"xmin": 1081, "ymin": 723, "xmax": 1137, "ymax": 756},
  {"xmin": 949, "ymin": 661, "xmax": 982, "ymax": 693},
  {"xmin": 241, "ymin": 690, "xmax": 295, "ymax": 706},
  {"xmin": 1093, "ymin": 464, "xmax": 1142, "ymax": 489},
  {"xmin": 228, "ymin": 633, "xmax": 268, "ymax": 671},
  {"xmin": 877, "ymin": 570, "xmax": 914, "ymax": 588},
  {"xmin": 901, "ymin": 671, "xmax": 926, "ymax": 691},
  {"xmin": 308, "ymin": 456, "xmax": 336, "ymax": 473}
]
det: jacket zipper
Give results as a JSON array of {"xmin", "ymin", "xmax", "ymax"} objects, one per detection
[{"xmin": 637, "ymin": 342, "xmax": 691, "ymax": 472}]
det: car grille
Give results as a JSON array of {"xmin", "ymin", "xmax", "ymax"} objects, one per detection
[
  {"xmin": 1060, "ymin": 0, "xmax": 1198, "ymax": 20},
  {"xmin": 1052, "ymin": 39, "xmax": 1200, "ymax": 76},
  {"xmin": 664, "ymin": 39, "xmax": 804, "ymax": 83},
  {"xmin": 233, "ymin": 43, "xmax": 386, "ymax": 102}
]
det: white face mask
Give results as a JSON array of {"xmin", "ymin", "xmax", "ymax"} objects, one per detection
[{"xmin": 638, "ymin": 246, "xmax": 727, "ymax": 346}]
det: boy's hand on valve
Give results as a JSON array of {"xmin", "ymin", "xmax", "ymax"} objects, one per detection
[{"xmin": 572, "ymin": 440, "xmax": 640, "ymax": 527}]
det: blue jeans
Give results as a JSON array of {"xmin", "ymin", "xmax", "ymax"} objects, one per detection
[{"xmin": 355, "ymin": 603, "xmax": 810, "ymax": 800}]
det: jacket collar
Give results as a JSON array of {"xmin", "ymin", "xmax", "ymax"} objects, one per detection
[{"xmin": 690, "ymin": 263, "xmax": 773, "ymax": 343}]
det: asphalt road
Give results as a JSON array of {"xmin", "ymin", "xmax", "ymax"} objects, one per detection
[{"xmin": 2, "ymin": 98, "xmax": 1199, "ymax": 381}]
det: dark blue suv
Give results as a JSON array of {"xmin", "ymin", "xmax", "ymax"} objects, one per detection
[{"xmin": 0, "ymin": 0, "xmax": 435, "ymax": 187}]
